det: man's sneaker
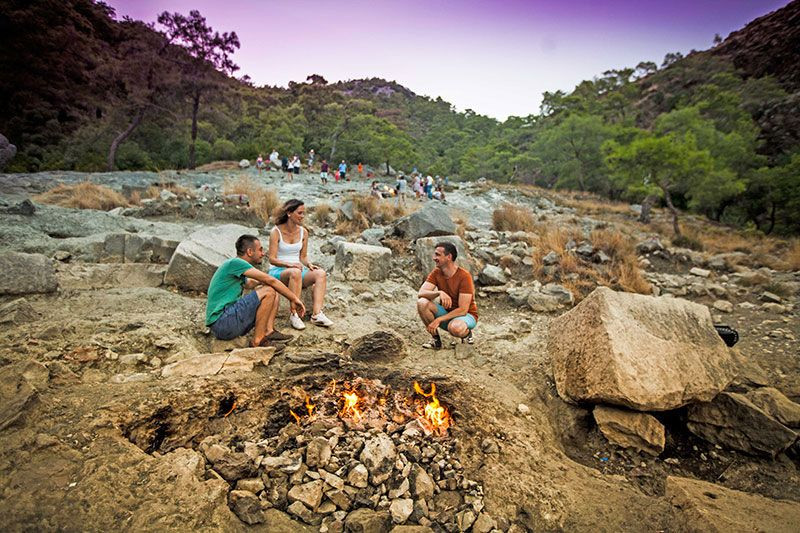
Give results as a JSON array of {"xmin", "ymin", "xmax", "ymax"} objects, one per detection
[
  {"xmin": 311, "ymin": 311, "xmax": 334, "ymax": 327},
  {"xmin": 266, "ymin": 329, "xmax": 294, "ymax": 343},
  {"xmin": 423, "ymin": 335, "xmax": 443, "ymax": 350},
  {"xmin": 289, "ymin": 312, "xmax": 306, "ymax": 330}
]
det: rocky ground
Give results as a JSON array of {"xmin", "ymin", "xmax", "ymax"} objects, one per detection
[{"xmin": 0, "ymin": 167, "xmax": 798, "ymax": 532}]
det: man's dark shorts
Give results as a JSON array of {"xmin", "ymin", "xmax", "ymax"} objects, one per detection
[{"xmin": 210, "ymin": 291, "xmax": 260, "ymax": 340}]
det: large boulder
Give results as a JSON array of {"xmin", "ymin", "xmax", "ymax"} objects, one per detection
[
  {"xmin": 593, "ymin": 405, "xmax": 665, "ymax": 456},
  {"xmin": 0, "ymin": 252, "xmax": 58, "ymax": 295},
  {"xmin": 333, "ymin": 242, "xmax": 391, "ymax": 281},
  {"xmin": 414, "ymin": 235, "xmax": 476, "ymax": 276},
  {"xmin": 666, "ymin": 476, "xmax": 800, "ymax": 533},
  {"xmin": 0, "ymin": 133, "xmax": 17, "ymax": 170},
  {"xmin": 164, "ymin": 224, "xmax": 259, "ymax": 291},
  {"xmin": 745, "ymin": 387, "xmax": 800, "ymax": 428},
  {"xmin": 687, "ymin": 392, "xmax": 797, "ymax": 457},
  {"xmin": 548, "ymin": 287, "xmax": 735, "ymax": 411},
  {"xmin": 56, "ymin": 263, "xmax": 166, "ymax": 290},
  {"xmin": 393, "ymin": 203, "xmax": 456, "ymax": 240}
]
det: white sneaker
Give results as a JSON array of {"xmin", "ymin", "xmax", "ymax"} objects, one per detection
[
  {"xmin": 311, "ymin": 311, "xmax": 334, "ymax": 327},
  {"xmin": 289, "ymin": 312, "xmax": 306, "ymax": 330}
]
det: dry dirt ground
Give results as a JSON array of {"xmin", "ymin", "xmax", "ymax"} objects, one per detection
[{"xmin": 0, "ymin": 170, "xmax": 798, "ymax": 531}]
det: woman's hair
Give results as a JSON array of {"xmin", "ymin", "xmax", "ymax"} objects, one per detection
[{"xmin": 274, "ymin": 198, "xmax": 304, "ymax": 224}]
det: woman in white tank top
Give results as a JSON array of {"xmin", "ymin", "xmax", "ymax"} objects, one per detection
[{"xmin": 267, "ymin": 199, "xmax": 333, "ymax": 329}]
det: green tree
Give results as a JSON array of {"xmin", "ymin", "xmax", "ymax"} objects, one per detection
[{"xmin": 605, "ymin": 133, "xmax": 714, "ymax": 235}]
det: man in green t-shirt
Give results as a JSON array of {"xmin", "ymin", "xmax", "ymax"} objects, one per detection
[{"xmin": 206, "ymin": 234, "xmax": 306, "ymax": 348}]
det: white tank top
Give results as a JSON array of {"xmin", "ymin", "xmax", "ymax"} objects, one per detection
[{"xmin": 274, "ymin": 226, "xmax": 304, "ymax": 264}]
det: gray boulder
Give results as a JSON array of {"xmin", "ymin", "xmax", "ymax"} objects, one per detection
[
  {"xmin": 393, "ymin": 203, "xmax": 456, "ymax": 240},
  {"xmin": 548, "ymin": 287, "xmax": 735, "ymax": 411},
  {"xmin": 478, "ymin": 265, "xmax": 506, "ymax": 286},
  {"xmin": 414, "ymin": 235, "xmax": 476, "ymax": 276},
  {"xmin": 0, "ymin": 133, "xmax": 17, "ymax": 170},
  {"xmin": 1, "ymin": 199, "xmax": 35, "ymax": 215},
  {"xmin": 164, "ymin": 224, "xmax": 259, "ymax": 291},
  {"xmin": 541, "ymin": 283, "xmax": 574, "ymax": 305},
  {"xmin": 238, "ymin": 159, "xmax": 250, "ymax": 168},
  {"xmin": 333, "ymin": 242, "xmax": 392, "ymax": 281},
  {"xmin": 360, "ymin": 227, "xmax": 386, "ymax": 246},
  {"xmin": 688, "ymin": 392, "xmax": 797, "ymax": 457},
  {"xmin": 0, "ymin": 252, "xmax": 58, "ymax": 295}
]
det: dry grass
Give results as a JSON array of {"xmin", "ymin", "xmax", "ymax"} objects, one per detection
[
  {"xmin": 531, "ymin": 225, "xmax": 652, "ymax": 301},
  {"xmin": 34, "ymin": 182, "xmax": 129, "ymax": 211},
  {"xmin": 334, "ymin": 195, "xmax": 413, "ymax": 235},
  {"xmin": 453, "ymin": 212, "xmax": 468, "ymax": 239},
  {"xmin": 312, "ymin": 203, "xmax": 334, "ymax": 226},
  {"xmin": 196, "ymin": 160, "xmax": 239, "ymax": 171},
  {"xmin": 650, "ymin": 217, "xmax": 800, "ymax": 271},
  {"xmin": 492, "ymin": 203, "xmax": 536, "ymax": 232},
  {"xmin": 223, "ymin": 176, "xmax": 280, "ymax": 221},
  {"xmin": 558, "ymin": 190, "xmax": 634, "ymax": 216}
]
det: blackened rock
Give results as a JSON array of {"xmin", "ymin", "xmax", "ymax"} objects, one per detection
[{"xmin": 347, "ymin": 331, "xmax": 405, "ymax": 363}]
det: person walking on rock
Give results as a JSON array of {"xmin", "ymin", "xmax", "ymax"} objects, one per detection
[
  {"xmin": 282, "ymin": 155, "xmax": 291, "ymax": 181},
  {"xmin": 416, "ymin": 241, "xmax": 477, "ymax": 349},
  {"xmin": 205, "ymin": 235, "xmax": 303, "ymax": 350},
  {"xmin": 307, "ymin": 149, "xmax": 315, "ymax": 170},
  {"xmin": 292, "ymin": 154, "xmax": 301, "ymax": 176},
  {"xmin": 396, "ymin": 174, "xmax": 407, "ymax": 206},
  {"xmin": 338, "ymin": 160, "xmax": 347, "ymax": 182},
  {"xmin": 320, "ymin": 160, "xmax": 329, "ymax": 185},
  {"xmin": 268, "ymin": 199, "xmax": 334, "ymax": 330}
]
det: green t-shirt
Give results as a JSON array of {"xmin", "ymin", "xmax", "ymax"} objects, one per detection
[{"xmin": 205, "ymin": 257, "xmax": 253, "ymax": 326}]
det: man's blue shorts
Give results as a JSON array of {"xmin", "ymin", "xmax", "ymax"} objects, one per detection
[
  {"xmin": 268, "ymin": 266, "xmax": 309, "ymax": 280},
  {"xmin": 434, "ymin": 303, "xmax": 477, "ymax": 330},
  {"xmin": 210, "ymin": 291, "xmax": 260, "ymax": 340}
]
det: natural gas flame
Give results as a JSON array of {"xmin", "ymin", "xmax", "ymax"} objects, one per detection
[
  {"xmin": 340, "ymin": 389, "xmax": 362, "ymax": 422},
  {"xmin": 413, "ymin": 381, "xmax": 452, "ymax": 433},
  {"xmin": 289, "ymin": 409, "xmax": 301, "ymax": 425},
  {"xmin": 305, "ymin": 395, "xmax": 315, "ymax": 418}
]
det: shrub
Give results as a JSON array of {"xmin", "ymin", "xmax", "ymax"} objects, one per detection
[
  {"xmin": 223, "ymin": 176, "xmax": 279, "ymax": 222},
  {"xmin": 334, "ymin": 195, "xmax": 411, "ymax": 235},
  {"xmin": 492, "ymin": 203, "xmax": 535, "ymax": 232},
  {"xmin": 531, "ymin": 225, "xmax": 651, "ymax": 301},
  {"xmin": 34, "ymin": 182, "xmax": 129, "ymax": 211},
  {"xmin": 312, "ymin": 203, "xmax": 333, "ymax": 226}
]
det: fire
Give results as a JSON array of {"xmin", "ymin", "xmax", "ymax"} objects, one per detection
[
  {"xmin": 305, "ymin": 395, "xmax": 315, "ymax": 417},
  {"xmin": 340, "ymin": 389, "xmax": 363, "ymax": 422},
  {"xmin": 289, "ymin": 409, "xmax": 301, "ymax": 425},
  {"xmin": 413, "ymin": 381, "xmax": 452, "ymax": 433}
]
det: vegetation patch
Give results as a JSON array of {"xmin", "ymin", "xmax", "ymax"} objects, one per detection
[
  {"xmin": 34, "ymin": 182, "xmax": 129, "ymax": 211},
  {"xmin": 492, "ymin": 203, "xmax": 536, "ymax": 232},
  {"xmin": 223, "ymin": 176, "xmax": 279, "ymax": 222},
  {"xmin": 335, "ymin": 196, "xmax": 412, "ymax": 235},
  {"xmin": 532, "ymin": 226, "xmax": 652, "ymax": 301}
]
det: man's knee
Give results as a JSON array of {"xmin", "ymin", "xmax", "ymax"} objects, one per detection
[
  {"xmin": 448, "ymin": 320, "xmax": 468, "ymax": 337},
  {"xmin": 417, "ymin": 297, "xmax": 432, "ymax": 310},
  {"xmin": 255, "ymin": 286, "xmax": 275, "ymax": 301}
]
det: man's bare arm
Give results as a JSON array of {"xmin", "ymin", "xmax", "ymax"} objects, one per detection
[
  {"xmin": 243, "ymin": 267, "xmax": 305, "ymax": 315},
  {"xmin": 418, "ymin": 281, "xmax": 443, "ymax": 300}
]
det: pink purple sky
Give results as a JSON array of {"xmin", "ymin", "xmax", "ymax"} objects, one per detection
[{"xmin": 106, "ymin": 0, "xmax": 791, "ymax": 120}]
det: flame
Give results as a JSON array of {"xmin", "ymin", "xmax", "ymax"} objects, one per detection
[
  {"xmin": 340, "ymin": 389, "xmax": 363, "ymax": 422},
  {"xmin": 305, "ymin": 395, "xmax": 315, "ymax": 418},
  {"xmin": 289, "ymin": 409, "xmax": 301, "ymax": 425},
  {"xmin": 413, "ymin": 381, "xmax": 452, "ymax": 433}
]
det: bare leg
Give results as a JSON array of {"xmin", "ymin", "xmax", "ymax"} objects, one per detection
[
  {"xmin": 279, "ymin": 268, "xmax": 303, "ymax": 315},
  {"xmin": 252, "ymin": 286, "xmax": 277, "ymax": 346},
  {"xmin": 303, "ymin": 269, "xmax": 327, "ymax": 315},
  {"xmin": 416, "ymin": 298, "xmax": 438, "ymax": 328},
  {"xmin": 447, "ymin": 319, "xmax": 469, "ymax": 339}
]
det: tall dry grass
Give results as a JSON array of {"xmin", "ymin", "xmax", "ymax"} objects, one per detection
[
  {"xmin": 223, "ymin": 176, "xmax": 280, "ymax": 222},
  {"xmin": 34, "ymin": 182, "xmax": 129, "ymax": 211},
  {"xmin": 531, "ymin": 225, "xmax": 652, "ymax": 301},
  {"xmin": 335, "ymin": 195, "xmax": 412, "ymax": 234},
  {"xmin": 312, "ymin": 203, "xmax": 334, "ymax": 226},
  {"xmin": 492, "ymin": 203, "xmax": 536, "ymax": 232}
]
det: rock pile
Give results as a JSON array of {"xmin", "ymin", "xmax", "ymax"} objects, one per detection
[{"xmin": 198, "ymin": 421, "xmax": 496, "ymax": 531}]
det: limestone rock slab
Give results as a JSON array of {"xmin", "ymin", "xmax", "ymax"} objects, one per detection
[{"xmin": 548, "ymin": 287, "xmax": 735, "ymax": 411}]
